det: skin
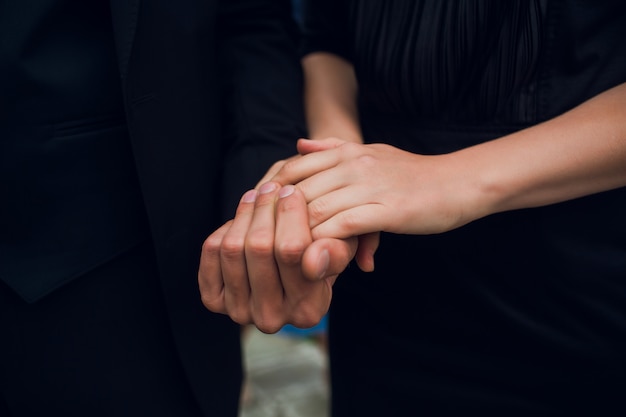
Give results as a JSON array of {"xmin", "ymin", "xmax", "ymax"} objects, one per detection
[
  {"xmin": 199, "ymin": 52, "xmax": 626, "ymax": 332},
  {"xmin": 198, "ymin": 54, "xmax": 373, "ymax": 331},
  {"xmin": 273, "ymin": 82, "xmax": 626, "ymax": 240},
  {"xmin": 198, "ymin": 182, "xmax": 358, "ymax": 333},
  {"xmin": 257, "ymin": 53, "xmax": 380, "ymax": 271}
]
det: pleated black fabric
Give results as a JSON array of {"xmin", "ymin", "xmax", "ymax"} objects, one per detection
[
  {"xmin": 304, "ymin": 1, "xmax": 545, "ymax": 123},
  {"xmin": 301, "ymin": 1, "xmax": 626, "ymax": 416}
]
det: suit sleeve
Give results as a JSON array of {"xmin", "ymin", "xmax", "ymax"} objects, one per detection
[
  {"xmin": 300, "ymin": 0, "xmax": 352, "ymax": 61},
  {"xmin": 217, "ymin": 0, "xmax": 306, "ymax": 219}
]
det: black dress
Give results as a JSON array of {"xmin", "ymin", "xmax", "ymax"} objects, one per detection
[{"xmin": 302, "ymin": 1, "xmax": 626, "ymax": 415}]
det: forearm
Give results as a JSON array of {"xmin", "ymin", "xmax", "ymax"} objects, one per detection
[
  {"xmin": 302, "ymin": 52, "xmax": 362, "ymax": 143},
  {"xmin": 269, "ymin": 82, "xmax": 626, "ymax": 240},
  {"xmin": 462, "ymin": 82, "xmax": 626, "ymax": 220}
]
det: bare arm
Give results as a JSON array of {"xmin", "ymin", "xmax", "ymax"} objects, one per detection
[
  {"xmin": 466, "ymin": 82, "xmax": 626, "ymax": 217},
  {"xmin": 302, "ymin": 52, "xmax": 362, "ymax": 143},
  {"xmin": 272, "ymin": 82, "xmax": 626, "ymax": 239},
  {"xmin": 254, "ymin": 52, "xmax": 361, "ymax": 184}
]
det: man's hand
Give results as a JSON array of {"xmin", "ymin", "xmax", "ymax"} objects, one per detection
[{"xmin": 199, "ymin": 182, "xmax": 357, "ymax": 333}]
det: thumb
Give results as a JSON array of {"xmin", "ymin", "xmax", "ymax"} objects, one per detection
[
  {"xmin": 254, "ymin": 154, "xmax": 301, "ymax": 188},
  {"xmin": 297, "ymin": 137, "xmax": 347, "ymax": 155},
  {"xmin": 301, "ymin": 237, "xmax": 358, "ymax": 281},
  {"xmin": 355, "ymin": 232, "xmax": 379, "ymax": 272}
]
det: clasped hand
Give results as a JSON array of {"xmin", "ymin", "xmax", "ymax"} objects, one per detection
[
  {"xmin": 199, "ymin": 137, "xmax": 474, "ymax": 332},
  {"xmin": 198, "ymin": 180, "xmax": 358, "ymax": 334}
]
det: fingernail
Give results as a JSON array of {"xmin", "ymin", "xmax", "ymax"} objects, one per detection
[
  {"xmin": 241, "ymin": 189, "xmax": 258, "ymax": 203},
  {"xmin": 279, "ymin": 185, "xmax": 295, "ymax": 198},
  {"xmin": 259, "ymin": 182, "xmax": 278, "ymax": 195},
  {"xmin": 316, "ymin": 249, "xmax": 329, "ymax": 280}
]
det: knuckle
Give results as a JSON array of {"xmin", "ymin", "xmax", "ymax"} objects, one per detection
[
  {"xmin": 254, "ymin": 317, "xmax": 284, "ymax": 334},
  {"xmin": 253, "ymin": 304, "xmax": 285, "ymax": 334},
  {"xmin": 202, "ymin": 234, "xmax": 222, "ymax": 255},
  {"xmin": 220, "ymin": 236, "xmax": 245, "ymax": 261},
  {"xmin": 280, "ymin": 157, "xmax": 300, "ymax": 175},
  {"xmin": 355, "ymin": 152, "xmax": 377, "ymax": 168},
  {"xmin": 229, "ymin": 308, "xmax": 252, "ymax": 326},
  {"xmin": 339, "ymin": 210, "xmax": 361, "ymax": 231},
  {"xmin": 308, "ymin": 198, "xmax": 329, "ymax": 224},
  {"xmin": 338, "ymin": 141, "xmax": 358, "ymax": 154},
  {"xmin": 245, "ymin": 232, "xmax": 275, "ymax": 257},
  {"xmin": 252, "ymin": 300, "xmax": 285, "ymax": 334},
  {"xmin": 200, "ymin": 293, "xmax": 224, "ymax": 313},
  {"xmin": 290, "ymin": 303, "xmax": 326, "ymax": 330},
  {"xmin": 275, "ymin": 238, "xmax": 307, "ymax": 266},
  {"xmin": 270, "ymin": 160, "xmax": 286, "ymax": 171}
]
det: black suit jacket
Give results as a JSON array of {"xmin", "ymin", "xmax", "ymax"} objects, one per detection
[
  {"xmin": 111, "ymin": 1, "xmax": 305, "ymax": 414},
  {"xmin": 1, "ymin": 0, "xmax": 305, "ymax": 414}
]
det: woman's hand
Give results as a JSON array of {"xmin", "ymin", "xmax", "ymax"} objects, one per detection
[
  {"xmin": 274, "ymin": 82, "xmax": 626, "ymax": 242},
  {"xmin": 272, "ymin": 138, "xmax": 482, "ymax": 240}
]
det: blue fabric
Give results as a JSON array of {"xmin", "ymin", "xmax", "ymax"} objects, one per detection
[{"xmin": 279, "ymin": 314, "xmax": 327, "ymax": 337}]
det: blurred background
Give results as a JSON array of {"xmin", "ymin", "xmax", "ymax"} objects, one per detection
[
  {"xmin": 238, "ymin": 1, "xmax": 331, "ymax": 416},
  {"xmin": 239, "ymin": 324, "xmax": 329, "ymax": 417}
]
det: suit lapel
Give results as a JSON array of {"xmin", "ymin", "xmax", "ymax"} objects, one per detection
[{"xmin": 109, "ymin": 0, "xmax": 141, "ymax": 81}]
